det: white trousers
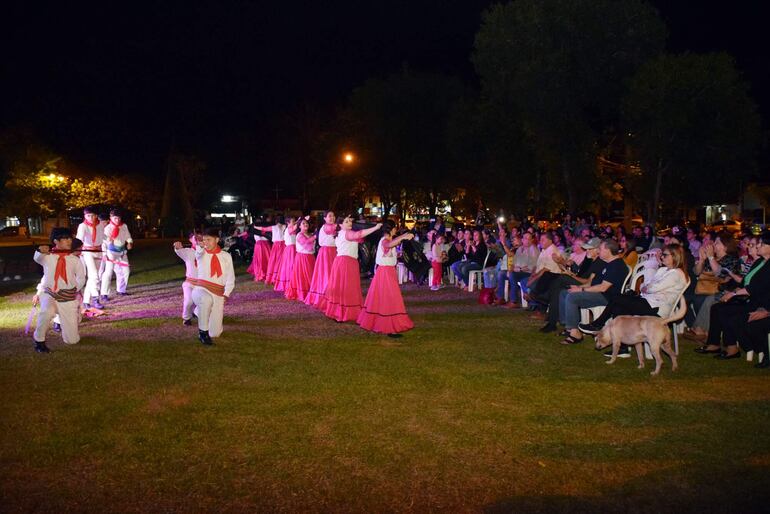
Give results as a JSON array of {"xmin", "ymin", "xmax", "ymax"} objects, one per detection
[
  {"xmin": 81, "ymin": 252, "xmax": 101, "ymax": 304},
  {"xmin": 101, "ymin": 251, "xmax": 130, "ymax": 295},
  {"xmin": 192, "ymin": 287, "xmax": 224, "ymax": 337},
  {"xmin": 34, "ymin": 295, "xmax": 80, "ymax": 344},
  {"xmin": 182, "ymin": 280, "xmax": 195, "ymax": 320}
]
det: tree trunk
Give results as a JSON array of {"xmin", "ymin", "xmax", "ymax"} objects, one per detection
[
  {"xmin": 650, "ymin": 160, "xmax": 668, "ymax": 226},
  {"xmin": 562, "ymin": 159, "xmax": 576, "ymax": 214}
]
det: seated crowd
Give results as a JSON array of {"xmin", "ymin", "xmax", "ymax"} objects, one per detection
[{"xmin": 408, "ymin": 215, "xmax": 770, "ymax": 368}]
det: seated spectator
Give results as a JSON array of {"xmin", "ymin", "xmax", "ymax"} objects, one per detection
[
  {"xmin": 558, "ymin": 239, "xmax": 629, "ymax": 345},
  {"xmin": 686, "ymin": 226, "xmax": 701, "ymax": 259},
  {"xmin": 620, "ymin": 236, "xmax": 638, "ymax": 268},
  {"xmin": 579, "ymin": 243, "xmax": 689, "ymax": 356},
  {"xmin": 525, "ymin": 232, "xmax": 564, "ymax": 305},
  {"xmin": 449, "ymin": 229, "xmax": 487, "ymax": 290},
  {"xmin": 540, "ymin": 237, "xmax": 602, "ymax": 333},
  {"xmin": 695, "ymin": 232, "xmax": 770, "ymax": 360},
  {"xmin": 638, "ymin": 225, "xmax": 654, "ymax": 252},
  {"xmin": 505, "ymin": 232, "xmax": 539, "ymax": 307}
]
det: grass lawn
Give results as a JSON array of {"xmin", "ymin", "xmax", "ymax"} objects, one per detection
[{"xmin": 1, "ymin": 239, "xmax": 769, "ymax": 512}]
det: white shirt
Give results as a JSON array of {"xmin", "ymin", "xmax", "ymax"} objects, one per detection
[
  {"xmin": 535, "ymin": 244, "xmax": 563, "ymax": 274},
  {"xmin": 271, "ymin": 225, "xmax": 285, "ymax": 242},
  {"xmin": 76, "ymin": 221, "xmax": 104, "ymax": 249},
  {"xmin": 376, "ymin": 237, "xmax": 397, "ymax": 266},
  {"xmin": 104, "ymin": 222, "xmax": 133, "ymax": 250},
  {"xmin": 642, "ymin": 267, "xmax": 688, "ymax": 318},
  {"xmin": 194, "ymin": 248, "xmax": 235, "ymax": 297},
  {"xmin": 175, "ymin": 247, "xmax": 197, "ymax": 278},
  {"xmin": 335, "ymin": 229, "xmax": 359, "ymax": 259},
  {"xmin": 283, "ymin": 227, "xmax": 297, "ymax": 246},
  {"xmin": 34, "ymin": 251, "xmax": 86, "ymax": 292}
]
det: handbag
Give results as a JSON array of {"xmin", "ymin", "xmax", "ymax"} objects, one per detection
[{"xmin": 695, "ymin": 271, "xmax": 720, "ymax": 295}]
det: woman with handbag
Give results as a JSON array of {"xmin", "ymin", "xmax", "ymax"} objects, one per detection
[
  {"xmin": 694, "ymin": 232, "xmax": 770, "ymax": 359},
  {"xmin": 686, "ymin": 234, "xmax": 740, "ymax": 336}
]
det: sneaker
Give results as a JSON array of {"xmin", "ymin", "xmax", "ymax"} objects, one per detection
[
  {"xmin": 83, "ymin": 303, "xmax": 91, "ymax": 309},
  {"xmin": 52, "ymin": 322, "xmax": 61, "ymax": 333},
  {"xmin": 100, "ymin": 295, "xmax": 109, "ymax": 304},
  {"xmin": 34, "ymin": 341, "xmax": 51, "ymax": 353},
  {"xmin": 117, "ymin": 291, "xmax": 130, "ymax": 296},
  {"xmin": 578, "ymin": 322, "xmax": 602, "ymax": 335},
  {"xmin": 430, "ymin": 286, "xmax": 439, "ymax": 291},
  {"xmin": 183, "ymin": 318, "xmax": 192, "ymax": 326},
  {"xmin": 198, "ymin": 330, "xmax": 213, "ymax": 346},
  {"xmin": 603, "ymin": 346, "xmax": 631, "ymax": 358},
  {"xmin": 91, "ymin": 299, "xmax": 105, "ymax": 309}
]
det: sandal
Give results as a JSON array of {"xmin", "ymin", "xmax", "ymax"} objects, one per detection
[{"xmin": 560, "ymin": 334, "xmax": 583, "ymax": 345}]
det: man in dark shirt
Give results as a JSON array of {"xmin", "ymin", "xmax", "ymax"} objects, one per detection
[
  {"xmin": 539, "ymin": 238, "xmax": 603, "ymax": 332},
  {"xmin": 559, "ymin": 239, "xmax": 629, "ymax": 345}
]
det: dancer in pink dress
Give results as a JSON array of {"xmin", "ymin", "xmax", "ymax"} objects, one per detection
[
  {"xmin": 305, "ymin": 211, "xmax": 338, "ymax": 308},
  {"xmin": 357, "ymin": 220, "xmax": 415, "ymax": 337},
  {"xmin": 274, "ymin": 217, "xmax": 298, "ymax": 292},
  {"xmin": 318, "ymin": 215, "xmax": 382, "ymax": 322},
  {"xmin": 260, "ymin": 216, "xmax": 286, "ymax": 285},
  {"xmin": 246, "ymin": 232, "xmax": 272, "ymax": 282},
  {"xmin": 286, "ymin": 217, "xmax": 316, "ymax": 301}
]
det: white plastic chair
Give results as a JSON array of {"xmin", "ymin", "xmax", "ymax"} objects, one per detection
[
  {"xmin": 467, "ymin": 251, "xmax": 491, "ymax": 292},
  {"xmin": 397, "ymin": 262, "xmax": 408, "ymax": 285},
  {"xmin": 643, "ymin": 278, "xmax": 691, "ymax": 358}
]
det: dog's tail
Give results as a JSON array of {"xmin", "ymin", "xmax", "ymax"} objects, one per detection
[{"xmin": 662, "ymin": 296, "xmax": 688, "ymax": 325}]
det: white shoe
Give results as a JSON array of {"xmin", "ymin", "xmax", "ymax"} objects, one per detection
[{"xmin": 430, "ymin": 286, "xmax": 439, "ymax": 291}]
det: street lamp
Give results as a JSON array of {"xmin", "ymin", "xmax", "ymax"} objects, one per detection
[{"xmin": 343, "ymin": 152, "xmax": 355, "ymax": 164}]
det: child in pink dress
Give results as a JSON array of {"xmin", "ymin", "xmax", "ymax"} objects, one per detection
[
  {"xmin": 286, "ymin": 217, "xmax": 316, "ymax": 301},
  {"xmin": 318, "ymin": 215, "xmax": 382, "ymax": 322},
  {"xmin": 273, "ymin": 217, "xmax": 298, "ymax": 292},
  {"xmin": 246, "ymin": 232, "xmax": 272, "ymax": 282},
  {"xmin": 260, "ymin": 216, "xmax": 286, "ymax": 285},
  {"xmin": 357, "ymin": 220, "xmax": 415, "ymax": 336},
  {"xmin": 305, "ymin": 211, "xmax": 338, "ymax": 307}
]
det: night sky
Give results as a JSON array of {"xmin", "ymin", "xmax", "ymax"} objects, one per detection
[{"xmin": 2, "ymin": 1, "xmax": 767, "ymax": 182}]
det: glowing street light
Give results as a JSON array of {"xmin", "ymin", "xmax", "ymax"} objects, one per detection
[{"xmin": 343, "ymin": 152, "xmax": 355, "ymax": 164}]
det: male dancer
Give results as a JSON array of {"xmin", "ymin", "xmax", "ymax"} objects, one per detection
[
  {"xmin": 32, "ymin": 228, "xmax": 86, "ymax": 353},
  {"xmin": 192, "ymin": 228, "xmax": 235, "ymax": 345},
  {"xmin": 173, "ymin": 231, "xmax": 202, "ymax": 326},
  {"xmin": 75, "ymin": 206, "xmax": 105, "ymax": 309},
  {"xmin": 100, "ymin": 208, "xmax": 133, "ymax": 301}
]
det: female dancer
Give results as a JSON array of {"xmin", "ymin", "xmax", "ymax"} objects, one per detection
[
  {"xmin": 304, "ymin": 211, "xmax": 338, "ymax": 307},
  {"xmin": 357, "ymin": 220, "xmax": 415, "ymax": 336},
  {"xmin": 286, "ymin": 217, "xmax": 316, "ymax": 301},
  {"xmin": 318, "ymin": 215, "xmax": 381, "ymax": 322},
  {"xmin": 246, "ymin": 231, "xmax": 272, "ymax": 282},
  {"xmin": 261, "ymin": 216, "xmax": 286, "ymax": 285},
  {"xmin": 274, "ymin": 217, "xmax": 298, "ymax": 292}
]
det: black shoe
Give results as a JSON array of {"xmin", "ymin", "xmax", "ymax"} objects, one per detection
[
  {"xmin": 755, "ymin": 355, "xmax": 770, "ymax": 369},
  {"xmin": 91, "ymin": 299, "xmax": 104, "ymax": 309},
  {"xmin": 694, "ymin": 345, "xmax": 721, "ymax": 354},
  {"xmin": 198, "ymin": 330, "xmax": 213, "ymax": 346},
  {"xmin": 52, "ymin": 322, "xmax": 61, "ymax": 333},
  {"xmin": 714, "ymin": 351, "xmax": 741, "ymax": 360},
  {"xmin": 183, "ymin": 318, "xmax": 192, "ymax": 326},
  {"xmin": 117, "ymin": 291, "xmax": 130, "ymax": 296},
  {"xmin": 100, "ymin": 295, "xmax": 109, "ymax": 304},
  {"xmin": 578, "ymin": 322, "xmax": 602, "ymax": 335},
  {"xmin": 559, "ymin": 329, "xmax": 569, "ymax": 337},
  {"xmin": 387, "ymin": 333, "xmax": 403, "ymax": 338},
  {"xmin": 604, "ymin": 345, "xmax": 631, "ymax": 358},
  {"xmin": 539, "ymin": 323, "xmax": 557, "ymax": 333},
  {"xmin": 34, "ymin": 341, "xmax": 50, "ymax": 353}
]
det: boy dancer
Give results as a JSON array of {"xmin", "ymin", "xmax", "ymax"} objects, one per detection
[
  {"xmin": 173, "ymin": 231, "xmax": 201, "ymax": 326},
  {"xmin": 100, "ymin": 208, "xmax": 133, "ymax": 301},
  {"xmin": 32, "ymin": 228, "xmax": 86, "ymax": 353},
  {"xmin": 75, "ymin": 206, "xmax": 105, "ymax": 309},
  {"xmin": 192, "ymin": 228, "xmax": 235, "ymax": 345}
]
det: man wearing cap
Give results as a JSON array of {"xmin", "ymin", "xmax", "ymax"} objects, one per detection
[
  {"xmin": 539, "ymin": 237, "xmax": 603, "ymax": 333},
  {"xmin": 75, "ymin": 206, "xmax": 105, "ymax": 309},
  {"xmin": 100, "ymin": 208, "xmax": 133, "ymax": 301}
]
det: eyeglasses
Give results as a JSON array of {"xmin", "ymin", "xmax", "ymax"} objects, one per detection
[{"xmin": 661, "ymin": 252, "xmax": 671, "ymax": 257}]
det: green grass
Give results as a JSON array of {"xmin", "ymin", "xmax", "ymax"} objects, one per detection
[{"xmin": 1, "ymin": 239, "xmax": 769, "ymax": 512}]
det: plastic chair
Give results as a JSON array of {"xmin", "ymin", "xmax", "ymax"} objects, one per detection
[
  {"xmin": 467, "ymin": 251, "xmax": 491, "ymax": 292},
  {"xmin": 642, "ymin": 278, "xmax": 691, "ymax": 358},
  {"xmin": 397, "ymin": 262, "xmax": 408, "ymax": 285}
]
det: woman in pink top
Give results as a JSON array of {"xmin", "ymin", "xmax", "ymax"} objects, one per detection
[
  {"xmin": 286, "ymin": 217, "xmax": 316, "ymax": 301},
  {"xmin": 258, "ymin": 216, "xmax": 286, "ymax": 285},
  {"xmin": 318, "ymin": 214, "xmax": 382, "ymax": 322},
  {"xmin": 358, "ymin": 220, "xmax": 415, "ymax": 336},
  {"xmin": 305, "ymin": 211, "xmax": 338, "ymax": 307},
  {"xmin": 273, "ymin": 217, "xmax": 298, "ymax": 292}
]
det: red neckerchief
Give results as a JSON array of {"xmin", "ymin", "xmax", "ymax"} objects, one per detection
[
  {"xmin": 206, "ymin": 247, "xmax": 222, "ymax": 278},
  {"xmin": 52, "ymin": 252, "xmax": 69, "ymax": 291},
  {"xmin": 85, "ymin": 220, "xmax": 99, "ymax": 243},
  {"xmin": 109, "ymin": 221, "xmax": 123, "ymax": 239}
]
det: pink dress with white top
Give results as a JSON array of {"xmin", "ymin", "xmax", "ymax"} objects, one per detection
[
  {"xmin": 274, "ymin": 226, "xmax": 297, "ymax": 292},
  {"xmin": 246, "ymin": 234, "xmax": 272, "ymax": 282},
  {"xmin": 357, "ymin": 237, "xmax": 414, "ymax": 334},
  {"xmin": 264, "ymin": 224, "xmax": 286, "ymax": 285},
  {"xmin": 318, "ymin": 228, "xmax": 364, "ymax": 322},
  {"xmin": 305, "ymin": 224, "xmax": 338, "ymax": 307},
  {"xmin": 286, "ymin": 232, "xmax": 316, "ymax": 301}
]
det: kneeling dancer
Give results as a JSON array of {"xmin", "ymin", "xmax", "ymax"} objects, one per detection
[
  {"xmin": 192, "ymin": 228, "xmax": 235, "ymax": 345},
  {"xmin": 32, "ymin": 228, "xmax": 86, "ymax": 352}
]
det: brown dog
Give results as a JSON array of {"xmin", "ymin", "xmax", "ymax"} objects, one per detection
[{"xmin": 594, "ymin": 315, "xmax": 678, "ymax": 376}]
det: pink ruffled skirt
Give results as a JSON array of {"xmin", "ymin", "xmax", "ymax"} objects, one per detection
[
  {"xmin": 357, "ymin": 265, "xmax": 413, "ymax": 334},
  {"xmin": 247, "ymin": 240, "xmax": 272, "ymax": 282},
  {"xmin": 265, "ymin": 241, "xmax": 285, "ymax": 285},
  {"xmin": 274, "ymin": 244, "xmax": 296, "ymax": 292},
  {"xmin": 305, "ymin": 246, "xmax": 337, "ymax": 308},
  {"xmin": 319, "ymin": 255, "xmax": 362, "ymax": 322},
  {"xmin": 285, "ymin": 253, "xmax": 315, "ymax": 301}
]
